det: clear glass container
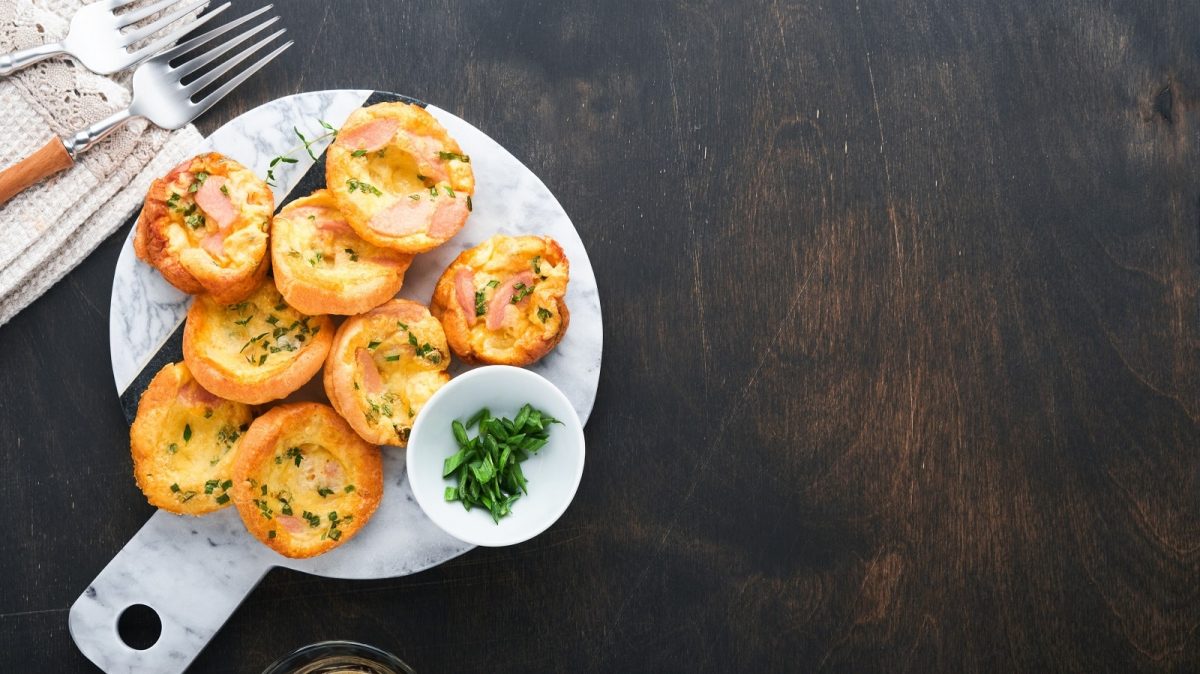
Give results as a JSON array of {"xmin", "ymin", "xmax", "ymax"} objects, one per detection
[{"xmin": 261, "ymin": 641, "xmax": 415, "ymax": 674}]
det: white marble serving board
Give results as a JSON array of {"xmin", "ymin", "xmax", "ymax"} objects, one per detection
[{"xmin": 70, "ymin": 90, "xmax": 603, "ymax": 674}]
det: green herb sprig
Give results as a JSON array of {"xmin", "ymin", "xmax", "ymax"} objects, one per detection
[
  {"xmin": 265, "ymin": 120, "xmax": 338, "ymax": 185},
  {"xmin": 442, "ymin": 404, "xmax": 560, "ymax": 523}
]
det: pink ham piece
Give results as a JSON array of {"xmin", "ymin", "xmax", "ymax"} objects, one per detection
[
  {"xmin": 410, "ymin": 134, "xmax": 449, "ymax": 181},
  {"xmin": 277, "ymin": 516, "xmax": 305, "ymax": 534},
  {"xmin": 194, "ymin": 175, "xmax": 236, "ymax": 230},
  {"xmin": 317, "ymin": 218, "xmax": 355, "ymax": 236},
  {"xmin": 324, "ymin": 460, "xmax": 343, "ymax": 482},
  {"xmin": 287, "ymin": 205, "xmax": 355, "ymax": 236},
  {"xmin": 369, "ymin": 193, "xmax": 469, "ymax": 241},
  {"xmin": 454, "ymin": 268, "xmax": 477, "ymax": 327},
  {"xmin": 355, "ymin": 348, "xmax": 384, "ymax": 395},
  {"xmin": 337, "ymin": 118, "xmax": 400, "ymax": 152},
  {"xmin": 428, "ymin": 197, "xmax": 470, "ymax": 239},
  {"xmin": 177, "ymin": 379, "xmax": 221, "ymax": 407},
  {"xmin": 200, "ymin": 230, "xmax": 226, "ymax": 259},
  {"xmin": 486, "ymin": 271, "xmax": 535, "ymax": 330}
]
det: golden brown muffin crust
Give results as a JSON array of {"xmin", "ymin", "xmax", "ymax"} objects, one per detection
[
  {"xmin": 430, "ymin": 234, "xmax": 570, "ymax": 366},
  {"xmin": 326, "ymin": 102, "xmax": 475, "ymax": 254},
  {"xmin": 323, "ymin": 299, "xmax": 451, "ymax": 446},
  {"xmin": 231, "ymin": 403, "xmax": 383, "ymax": 558},
  {"xmin": 130, "ymin": 362, "xmax": 253, "ymax": 515},
  {"xmin": 183, "ymin": 278, "xmax": 333, "ymax": 405},
  {"xmin": 271, "ymin": 189, "xmax": 413, "ymax": 315},
  {"xmin": 135, "ymin": 152, "xmax": 273, "ymax": 304}
]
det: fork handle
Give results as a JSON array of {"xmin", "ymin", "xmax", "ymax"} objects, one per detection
[
  {"xmin": 0, "ymin": 137, "xmax": 74, "ymax": 206},
  {"xmin": 0, "ymin": 42, "xmax": 66, "ymax": 77}
]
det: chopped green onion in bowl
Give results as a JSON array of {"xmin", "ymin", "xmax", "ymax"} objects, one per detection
[{"xmin": 441, "ymin": 404, "xmax": 560, "ymax": 523}]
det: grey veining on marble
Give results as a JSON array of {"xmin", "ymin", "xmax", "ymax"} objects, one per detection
[{"xmin": 81, "ymin": 90, "xmax": 604, "ymax": 674}]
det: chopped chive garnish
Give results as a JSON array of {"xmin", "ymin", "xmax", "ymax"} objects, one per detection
[
  {"xmin": 474, "ymin": 289, "xmax": 488, "ymax": 316},
  {"xmin": 441, "ymin": 404, "xmax": 559, "ymax": 523},
  {"xmin": 511, "ymin": 282, "xmax": 534, "ymax": 303}
]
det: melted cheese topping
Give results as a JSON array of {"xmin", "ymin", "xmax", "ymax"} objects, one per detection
[
  {"xmin": 232, "ymin": 403, "xmax": 381, "ymax": 557},
  {"xmin": 325, "ymin": 301, "xmax": 451, "ymax": 445},
  {"xmin": 327, "ymin": 103, "xmax": 474, "ymax": 249},
  {"xmin": 462, "ymin": 236, "xmax": 569, "ymax": 354},
  {"xmin": 130, "ymin": 363, "xmax": 253, "ymax": 515},
  {"xmin": 165, "ymin": 155, "xmax": 272, "ymax": 274},
  {"xmin": 195, "ymin": 280, "xmax": 325, "ymax": 383},
  {"xmin": 251, "ymin": 443, "xmax": 358, "ymax": 547},
  {"xmin": 351, "ymin": 316, "xmax": 448, "ymax": 438},
  {"xmin": 272, "ymin": 189, "xmax": 411, "ymax": 295}
]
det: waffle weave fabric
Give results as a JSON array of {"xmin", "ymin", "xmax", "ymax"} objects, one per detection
[{"xmin": 0, "ymin": 0, "xmax": 203, "ymax": 327}]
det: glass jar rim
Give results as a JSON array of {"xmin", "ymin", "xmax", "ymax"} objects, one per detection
[{"xmin": 261, "ymin": 640, "xmax": 414, "ymax": 674}]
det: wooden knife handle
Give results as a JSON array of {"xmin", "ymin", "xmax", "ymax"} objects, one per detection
[{"xmin": 0, "ymin": 137, "xmax": 74, "ymax": 206}]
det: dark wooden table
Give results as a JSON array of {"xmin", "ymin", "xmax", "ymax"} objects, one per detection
[{"xmin": 4, "ymin": 0, "xmax": 1200, "ymax": 671}]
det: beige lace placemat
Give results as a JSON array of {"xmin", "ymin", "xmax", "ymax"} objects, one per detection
[{"xmin": 0, "ymin": 0, "xmax": 203, "ymax": 327}]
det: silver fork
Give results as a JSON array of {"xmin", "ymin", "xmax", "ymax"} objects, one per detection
[
  {"xmin": 0, "ymin": 0, "xmax": 227, "ymax": 76},
  {"xmin": 0, "ymin": 5, "xmax": 291, "ymax": 206}
]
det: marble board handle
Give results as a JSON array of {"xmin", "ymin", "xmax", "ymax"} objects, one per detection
[{"xmin": 69, "ymin": 509, "xmax": 273, "ymax": 673}]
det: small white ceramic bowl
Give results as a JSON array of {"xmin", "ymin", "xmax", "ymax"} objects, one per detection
[{"xmin": 406, "ymin": 365, "xmax": 586, "ymax": 547}]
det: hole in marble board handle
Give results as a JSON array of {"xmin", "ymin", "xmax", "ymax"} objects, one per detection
[{"xmin": 117, "ymin": 603, "xmax": 162, "ymax": 651}]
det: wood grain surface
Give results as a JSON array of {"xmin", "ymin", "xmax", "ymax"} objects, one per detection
[{"xmin": 2, "ymin": 0, "xmax": 1199, "ymax": 671}]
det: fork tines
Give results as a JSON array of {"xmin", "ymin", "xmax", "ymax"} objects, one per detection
[
  {"xmin": 155, "ymin": 4, "xmax": 292, "ymax": 115},
  {"xmin": 113, "ymin": 0, "xmax": 230, "ymax": 63}
]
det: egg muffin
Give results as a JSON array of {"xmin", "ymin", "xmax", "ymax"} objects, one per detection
[
  {"xmin": 230, "ymin": 403, "xmax": 382, "ymax": 558},
  {"xmin": 323, "ymin": 299, "xmax": 451, "ymax": 446},
  {"xmin": 134, "ymin": 152, "xmax": 273, "ymax": 304},
  {"xmin": 182, "ymin": 277, "xmax": 334, "ymax": 405},
  {"xmin": 326, "ymin": 102, "xmax": 475, "ymax": 254},
  {"xmin": 430, "ymin": 235, "xmax": 570, "ymax": 366},
  {"xmin": 130, "ymin": 362, "xmax": 254, "ymax": 516},
  {"xmin": 271, "ymin": 189, "xmax": 413, "ymax": 315}
]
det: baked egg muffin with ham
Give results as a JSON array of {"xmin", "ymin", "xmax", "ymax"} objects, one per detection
[
  {"xmin": 326, "ymin": 102, "xmax": 475, "ymax": 254},
  {"xmin": 134, "ymin": 152, "xmax": 273, "ymax": 303},
  {"xmin": 183, "ymin": 277, "xmax": 334, "ymax": 405},
  {"xmin": 130, "ymin": 362, "xmax": 253, "ymax": 516},
  {"xmin": 231, "ymin": 403, "xmax": 382, "ymax": 558},
  {"xmin": 271, "ymin": 189, "xmax": 413, "ymax": 315},
  {"xmin": 323, "ymin": 299, "xmax": 451, "ymax": 446},
  {"xmin": 431, "ymin": 234, "xmax": 570, "ymax": 366}
]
